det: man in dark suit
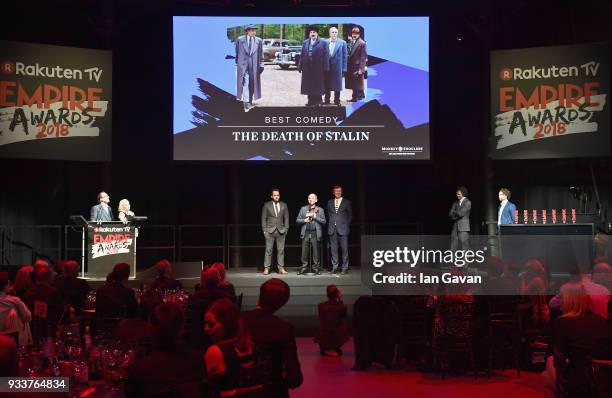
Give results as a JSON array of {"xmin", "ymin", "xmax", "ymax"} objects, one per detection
[
  {"xmin": 449, "ymin": 186, "xmax": 471, "ymax": 250},
  {"xmin": 242, "ymin": 279, "xmax": 303, "ymax": 398},
  {"xmin": 346, "ymin": 26, "xmax": 367, "ymax": 102},
  {"xmin": 90, "ymin": 191, "xmax": 113, "ymax": 222},
  {"xmin": 298, "ymin": 26, "xmax": 329, "ymax": 107},
  {"xmin": 54, "ymin": 260, "xmax": 91, "ymax": 314},
  {"xmin": 261, "ymin": 188, "xmax": 290, "ymax": 275},
  {"xmin": 327, "ymin": 185, "xmax": 352, "ymax": 274},
  {"xmin": 150, "ymin": 259, "xmax": 183, "ymax": 291},
  {"xmin": 95, "ymin": 263, "xmax": 139, "ymax": 319},
  {"xmin": 125, "ymin": 303, "xmax": 204, "ymax": 398},
  {"xmin": 296, "ymin": 193, "xmax": 326, "ymax": 275}
]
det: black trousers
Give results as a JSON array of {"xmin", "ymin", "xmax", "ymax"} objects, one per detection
[
  {"xmin": 329, "ymin": 227, "xmax": 349, "ymax": 271},
  {"xmin": 307, "ymin": 95, "xmax": 322, "ymax": 105},
  {"xmin": 352, "ymin": 89, "xmax": 365, "ymax": 99},
  {"xmin": 301, "ymin": 230, "xmax": 320, "ymax": 271}
]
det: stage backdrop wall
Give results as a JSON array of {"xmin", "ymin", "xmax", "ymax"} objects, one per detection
[
  {"xmin": 0, "ymin": 40, "xmax": 112, "ymax": 161},
  {"xmin": 490, "ymin": 42, "xmax": 609, "ymax": 160}
]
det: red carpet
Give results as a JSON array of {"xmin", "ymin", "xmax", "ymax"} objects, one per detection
[{"xmin": 292, "ymin": 337, "xmax": 544, "ymax": 398}]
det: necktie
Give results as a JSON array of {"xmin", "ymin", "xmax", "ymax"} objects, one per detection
[
  {"xmin": 274, "ymin": 203, "xmax": 279, "ymax": 217},
  {"xmin": 335, "ymin": 200, "xmax": 339, "ymax": 213},
  {"xmin": 248, "ymin": 37, "xmax": 252, "ymax": 54}
]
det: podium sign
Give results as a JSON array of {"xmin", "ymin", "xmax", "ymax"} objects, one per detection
[{"xmin": 87, "ymin": 223, "xmax": 136, "ymax": 279}]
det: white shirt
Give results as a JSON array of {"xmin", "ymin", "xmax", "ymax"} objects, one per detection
[
  {"xmin": 498, "ymin": 199, "xmax": 508, "ymax": 225},
  {"xmin": 334, "ymin": 198, "xmax": 343, "ymax": 211},
  {"xmin": 273, "ymin": 202, "xmax": 280, "ymax": 217},
  {"xmin": 459, "ymin": 197, "xmax": 465, "ymax": 206},
  {"xmin": 310, "ymin": 39, "xmax": 316, "ymax": 47},
  {"xmin": 329, "ymin": 39, "xmax": 336, "ymax": 56}
]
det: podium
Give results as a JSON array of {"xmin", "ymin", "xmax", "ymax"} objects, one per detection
[{"xmin": 70, "ymin": 216, "xmax": 147, "ymax": 279}]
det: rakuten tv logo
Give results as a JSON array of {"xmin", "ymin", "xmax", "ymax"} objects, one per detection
[
  {"xmin": 1, "ymin": 60, "xmax": 15, "ymax": 75},
  {"xmin": 500, "ymin": 68, "xmax": 512, "ymax": 81}
]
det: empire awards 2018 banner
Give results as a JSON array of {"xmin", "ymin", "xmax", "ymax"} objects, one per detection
[
  {"xmin": 0, "ymin": 40, "xmax": 112, "ymax": 161},
  {"xmin": 490, "ymin": 42, "xmax": 609, "ymax": 160}
]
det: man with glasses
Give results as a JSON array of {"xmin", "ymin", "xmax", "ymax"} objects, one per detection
[{"xmin": 90, "ymin": 191, "xmax": 113, "ymax": 222}]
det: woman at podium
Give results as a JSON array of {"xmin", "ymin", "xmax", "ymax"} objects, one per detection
[{"xmin": 118, "ymin": 199, "xmax": 135, "ymax": 224}]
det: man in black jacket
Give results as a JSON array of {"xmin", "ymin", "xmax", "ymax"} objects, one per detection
[
  {"xmin": 242, "ymin": 278, "xmax": 303, "ymax": 398},
  {"xmin": 95, "ymin": 263, "xmax": 138, "ymax": 319},
  {"xmin": 125, "ymin": 303, "xmax": 204, "ymax": 397},
  {"xmin": 261, "ymin": 188, "xmax": 290, "ymax": 275},
  {"xmin": 327, "ymin": 185, "xmax": 352, "ymax": 274}
]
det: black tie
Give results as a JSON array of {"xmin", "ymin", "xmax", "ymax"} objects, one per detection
[{"xmin": 248, "ymin": 37, "xmax": 252, "ymax": 54}]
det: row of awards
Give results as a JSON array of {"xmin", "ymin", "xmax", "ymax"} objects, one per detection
[{"xmin": 514, "ymin": 209, "xmax": 577, "ymax": 224}]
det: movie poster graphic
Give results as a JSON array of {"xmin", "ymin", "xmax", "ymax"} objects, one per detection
[
  {"xmin": 490, "ymin": 42, "xmax": 609, "ymax": 160},
  {"xmin": 173, "ymin": 17, "xmax": 430, "ymax": 160},
  {"xmin": 0, "ymin": 40, "xmax": 112, "ymax": 161}
]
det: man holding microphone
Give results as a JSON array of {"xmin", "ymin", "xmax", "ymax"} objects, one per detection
[{"xmin": 296, "ymin": 193, "xmax": 326, "ymax": 275}]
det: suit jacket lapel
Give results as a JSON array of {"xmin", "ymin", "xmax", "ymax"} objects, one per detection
[
  {"xmin": 242, "ymin": 37, "xmax": 249, "ymax": 56},
  {"xmin": 331, "ymin": 41, "xmax": 339, "ymax": 58}
]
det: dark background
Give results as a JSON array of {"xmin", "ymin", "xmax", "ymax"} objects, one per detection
[{"xmin": 1, "ymin": 1, "xmax": 611, "ymax": 265}]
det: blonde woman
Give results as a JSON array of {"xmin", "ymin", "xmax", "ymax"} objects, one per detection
[{"xmin": 118, "ymin": 199, "xmax": 135, "ymax": 224}]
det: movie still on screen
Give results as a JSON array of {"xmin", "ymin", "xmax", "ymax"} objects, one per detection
[{"xmin": 1, "ymin": 1, "xmax": 611, "ymax": 398}]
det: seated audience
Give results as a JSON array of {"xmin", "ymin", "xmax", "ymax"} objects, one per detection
[
  {"xmin": 315, "ymin": 285, "xmax": 348, "ymax": 356},
  {"xmin": 549, "ymin": 263, "xmax": 610, "ymax": 318},
  {"xmin": 592, "ymin": 262, "xmax": 612, "ymax": 292},
  {"xmin": 542, "ymin": 282, "xmax": 611, "ymax": 398},
  {"xmin": 150, "ymin": 259, "xmax": 183, "ymax": 291},
  {"xmin": 484, "ymin": 256, "xmax": 517, "ymax": 295},
  {"xmin": 13, "ymin": 265, "xmax": 33, "ymax": 301},
  {"xmin": 185, "ymin": 267, "xmax": 234, "ymax": 349},
  {"xmin": 55, "ymin": 260, "xmax": 91, "ymax": 314},
  {"xmin": 24, "ymin": 265, "xmax": 68, "ymax": 334},
  {"xmin": 211, "ymin": 262, "xmax": 236, "ymax": 300},
  {"xmin": 520, "ymin": 260, "xmax": 550, "ymax": 325},
  {"xmin": 125, "ymin": 303, "xmax": 204, "ymax": 397},
  {"xmin": 204, "ymin": 298, "xmax": 268, "ymax": 397},
  {"xmin": 0, "ymin": 272, "xmax": 32, "ymax": 346},
  {"xmin": 0, "ymin": 334, "xmax": 18, "ymax": 376},
  {"xmin": 242, "ymin": 278, "xmax": 303, "ymax": 397},
  {"xmin": 95, "ymin": 263, "xmax": 139, "ymax": 319}
]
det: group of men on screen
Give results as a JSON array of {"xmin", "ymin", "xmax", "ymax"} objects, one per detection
[
  {"xmin": 235, "ymin": 24, "xmax": 367, "ymax": 110},
  {"xmin": 448, "ymin": 186, "xmax": 517, "ymax": 250},
  {"xmin": 261, "ymin": 186, "xmax": 352, "ymax": 276}
]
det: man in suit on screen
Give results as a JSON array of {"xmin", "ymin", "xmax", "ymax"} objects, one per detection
[
  {"xmin": 90, "ymin": 191, "xmax": 113, "ymax": 222},
  {"xmin": 324, "ymin": 26, "xmax": 348, "ymax": 106},
  {"xmin": 235, "ymin": 24, "xmax": 264, "ymax": 111},
  {"xmin": 449, "ymin": 186, "xmax": 471, "ymax": 250},
  {"xmin": 261, "ymin": 188, "xmax": 289, "ymax": 275},
  {"xmin": 346, "ymin": 26, "xmax": 367, "ymax": 102},
  {"xmin": 299, "ymin": 26, "xmax": 329, "ymax": 107},
  {"xmin": 498, "ymin": 187, "xmax": 517, "ymax": 226},
  {"xmin": 327, "ymin": 186, "xmax": 352, "ymax": 275}
]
